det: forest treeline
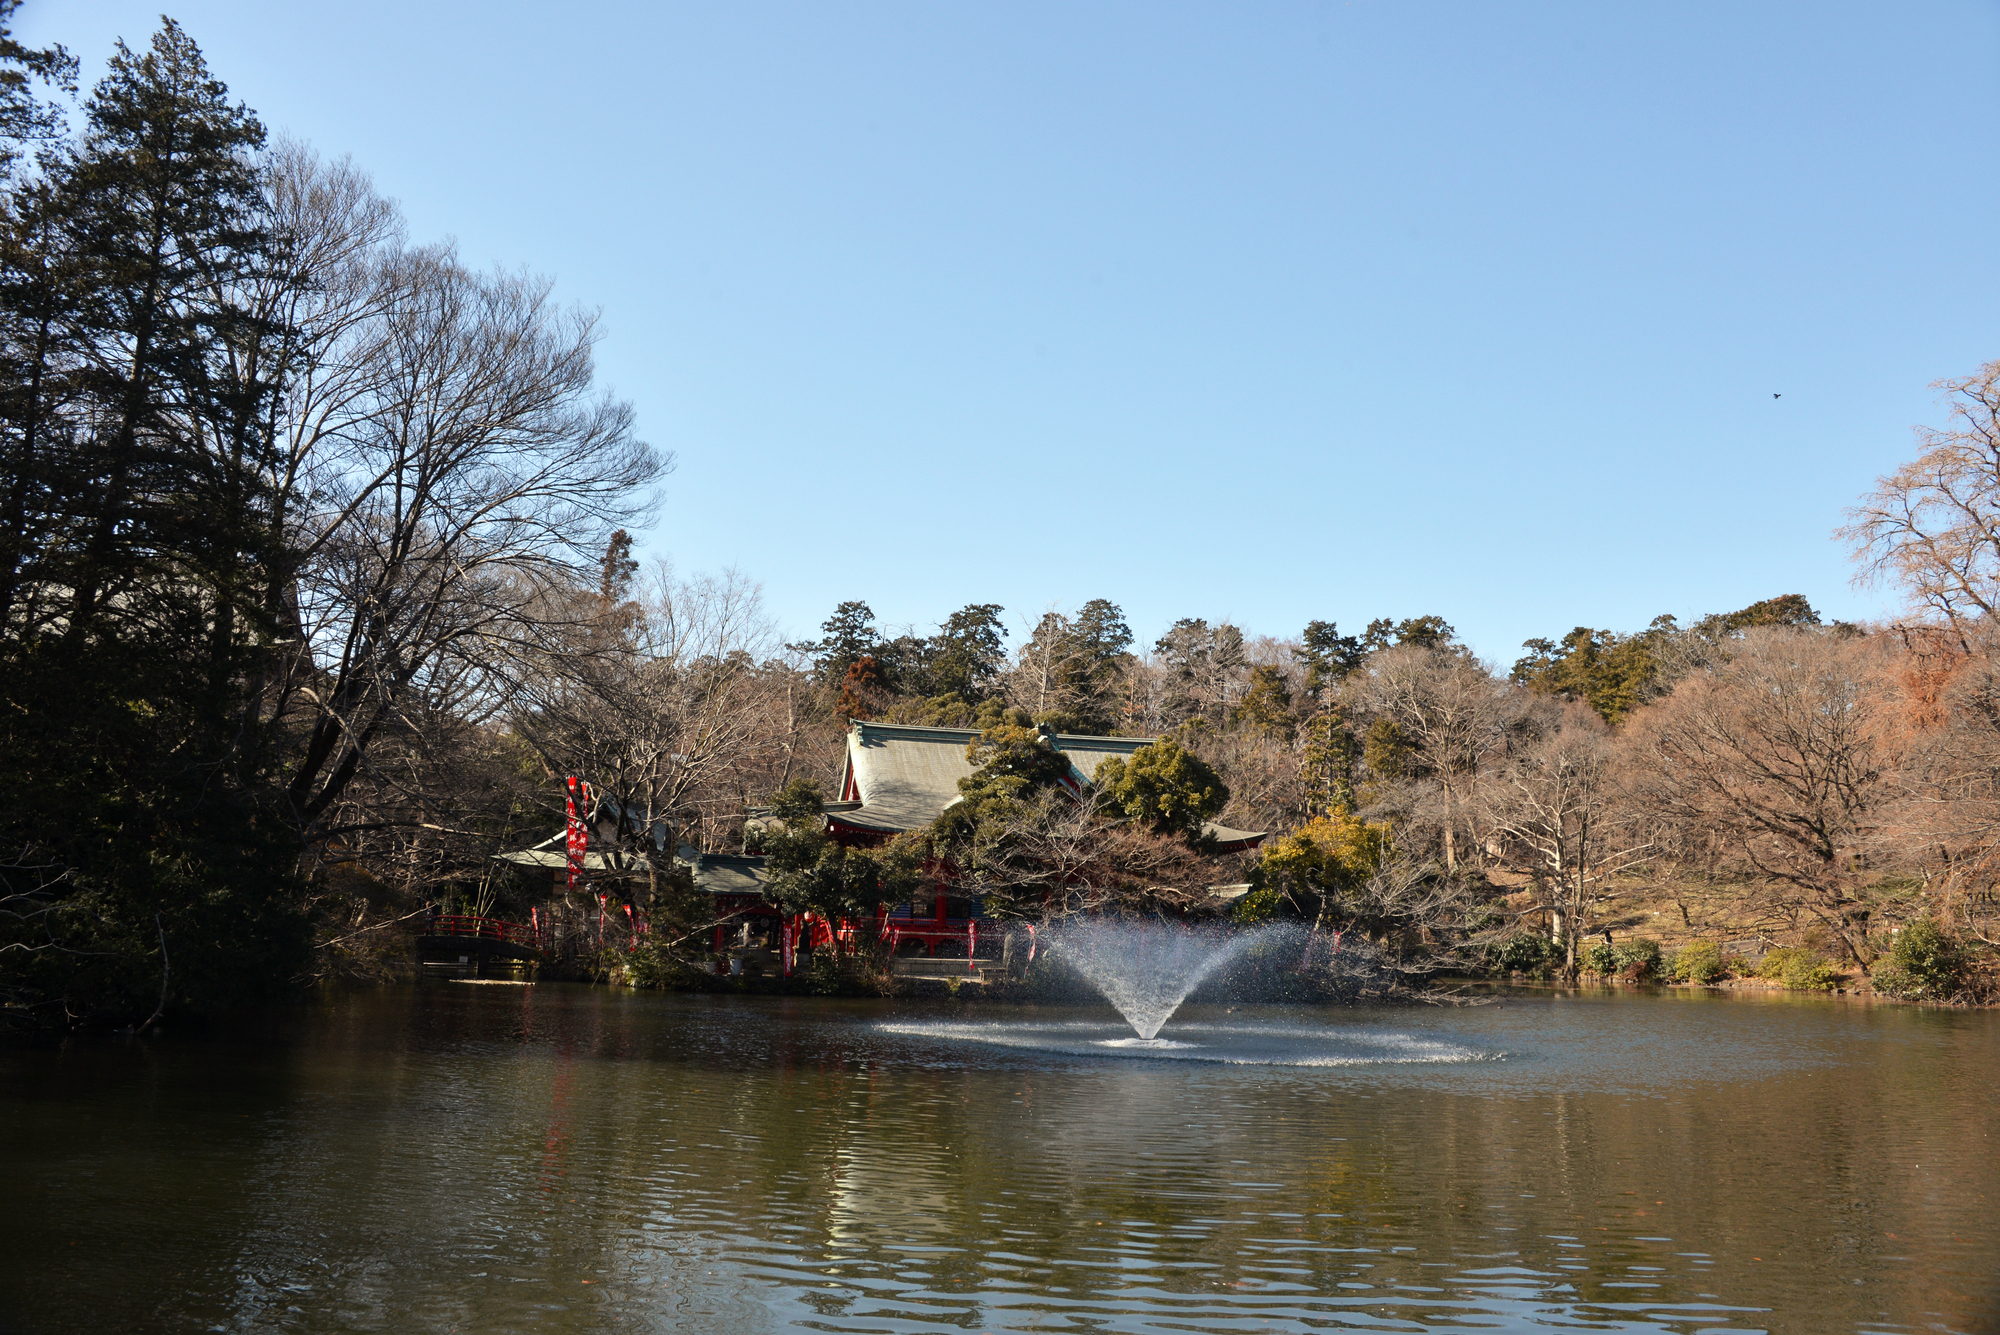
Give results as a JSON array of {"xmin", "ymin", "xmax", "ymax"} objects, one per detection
[{"xmin": 3, "ymin": 16, "xmax": 1997, "ymax": 1030}]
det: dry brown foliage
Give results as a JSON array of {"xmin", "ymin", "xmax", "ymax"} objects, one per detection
[
  {"xmin": 1842, "ymin": 359, "xmax": 2000, "ymax": 629},
  {"xmin": 1620, "ymin": 628, "xmax": 1896, "ymax": 968}
]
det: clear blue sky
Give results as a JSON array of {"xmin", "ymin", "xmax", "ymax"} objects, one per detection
[{"xmin": 20, "ymin": 1, "xmax": 2000, "ymax": 662}]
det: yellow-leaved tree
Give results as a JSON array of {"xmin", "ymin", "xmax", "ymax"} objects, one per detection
[{"xmin": 1240, "ymin": 806, "xmax": 1392, "ymax": 935}]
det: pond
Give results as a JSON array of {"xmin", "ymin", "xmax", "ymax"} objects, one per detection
[{"xmin": 1, "ymin": 984, "xmax": 1994, "ymax": 1334}]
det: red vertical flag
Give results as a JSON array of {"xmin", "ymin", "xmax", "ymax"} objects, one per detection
[{"xmin": 564, "ymin": 776, "xmax": 590, "ymax": 891}]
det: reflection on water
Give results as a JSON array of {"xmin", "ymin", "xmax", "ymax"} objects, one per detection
[
  {"xmin": 880, "ymin": 1017, "xmax": 1502, "ymax": 1065},
  {"xmin": 1, "ymin": 986, "xmax": 1996, "ymax": 1335}
]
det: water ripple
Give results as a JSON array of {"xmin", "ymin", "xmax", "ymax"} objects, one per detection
[{"xmin": 877, "ymin": 1017, "xmax": 1505, "ymax": 1067}]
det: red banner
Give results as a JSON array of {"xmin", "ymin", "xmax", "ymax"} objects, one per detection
[{"xmin": 564, "ymin": 776, "xmax": 590, "ymax": 890}]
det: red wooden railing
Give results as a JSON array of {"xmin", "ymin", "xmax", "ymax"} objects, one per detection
[{"xmin": 426, "ymin": 914, "xmax": 540, "ymax": 949}]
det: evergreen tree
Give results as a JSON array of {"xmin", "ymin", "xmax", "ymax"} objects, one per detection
[
  {"xmin": 1234, "ymin": 664, "xmax": 1294, "ymax": 735},
  {"xmin": 1017, "ymin": 598, "xmax": 1132, "ymax": 733},
  {"xmin": 0, "ymin": 0, "xmax": 74, "ymax": 180},
  {"xmin": 1719, "ymin": 593, "xmax": 1819, "ymax": 632},
  {"xmin": 0, "ymin": 21, "xmax": 306, "ymax": 1029},
  {"xmin": 1092, "ymin": 739, "xmax": 1228, "ymax": 838},
  {"xmin": 806, "ymin": 600, "xmax": 880, "ymax": 685},
  {"xmin": 1295, "ymin": 619, "xmax": 1364, "ymax": 702},
  {"xmin": 756, "ymin": 777, "xmax": 924, "ymax": 921},
  {"xmin": 1512, "ymin": 597, "xmax": 1821, "ymax": 724},
  {"xmin": 925, "ymin": 602, "xmax": 1006, "ymax": 700},
  {"xmin": 1511, "ymin": 627, "xmax": 1656, "ymax": 724},
  {"xmin": 1362, "ymin": 614, "xmax": 1455, "ymax": 653},
  {"xmin": 598, "ymin": 529, "xmax": 637, "ymax": 603}
]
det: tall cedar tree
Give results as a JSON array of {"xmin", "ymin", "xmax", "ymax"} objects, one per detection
[{"xmin": 0, "ymin": 22, "xmax": 307, "ymax": 1029}]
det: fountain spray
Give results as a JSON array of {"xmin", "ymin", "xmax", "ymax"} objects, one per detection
[{"xmin": 1046, "ymin": 920, "xmax": 1285, "ymax": 1040}]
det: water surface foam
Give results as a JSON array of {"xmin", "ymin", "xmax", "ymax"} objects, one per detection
[{"xmin": 877, "ymin": 1017, "xmax": 1504, "ymax": 1067}]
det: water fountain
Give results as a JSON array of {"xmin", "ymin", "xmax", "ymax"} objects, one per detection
[
  {"xmin": 1045, "ymin": 919, "xmax": 1278, "ymax": 1041},
  {"xmin": 878, "ymin": 918, "xmax": 1501, "ymax": 1068}
]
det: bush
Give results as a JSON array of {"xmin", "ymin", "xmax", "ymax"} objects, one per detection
[
  {"xmin": 1670, "ymin": 940, "xmax": 1724, "ymax": 983},
  {"xmin": 1871, "ymin": 919, "xmax": 1966, "ymax": 1001},
  {"xmin": 808, "ymin": 947, "xmax": 896, "ymax": 996},
  {"xmin": 624, "ymin": 940, "xmax": 710, "ymax": 990},
  {"xmin": 1488, "ymin": 932, "xmax": 1559, "ymax": 980},
  {"xmin": 1580, "ymin": 941, "xmax": 1619, "ymax": 977},
  {"xmin": 1759, "ymin": 947, "xmax": 1805, "ymax": 980},
  {"xmin": 1232, "ymin": 884, "xmax": 1284, "ymax": 926},
  {"xmin": 1614, "ymin": 937, "xmax": 1663, "ymax": 980},
  {"xmin": 1785, "ymin": 958, "xmax": 1841, "ymax": 991},
  {"xmin": 1761, "ymin": 946, "xmax": 1839, "ymax": 991}
]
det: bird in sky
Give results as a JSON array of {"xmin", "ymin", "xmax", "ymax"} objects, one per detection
[{"xmin": 1773, "ymin": 393, "xmax": 1781, "ymax": 399}]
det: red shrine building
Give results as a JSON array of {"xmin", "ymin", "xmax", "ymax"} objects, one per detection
[
  {"xmin": 504, "ymin": 720, "xmax": 1264, "ymax": 975},
  {"xmin": 817, "ymin": 721, "xmax": 1261, "ymax": 956}
]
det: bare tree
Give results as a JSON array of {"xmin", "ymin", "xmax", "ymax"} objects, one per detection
[
  {"xmin": 1622, "ymin": 627, "xmax": 1893, "ymax": 970},
  {"xmin": 513, "ymin": 564, "xmax": 801, "ymax": 881},
  {"xmin": 273, "ymin": 241, "xmax": 668, "ymax": 841},
  {"xmin": 1153, "ymin": 617, "xmax": 1248, "ymax": 726},
  {"xmin": 1841, "ymin": 358, "xmax": 2000, "ymax": 633},
  {"xmin": 1003, "ymin": 600, "xmax": 1134, "ymax": 733},
  {"xmin": 1484, "ymin": 702, "xmax": 1650, "ymax": 979},
  {"xmin": 1006, "ymin": 608, "xmax": 1102, "ymax": 722},
  {"xmin": 954, "ymin": 785, "xmax": 1246, "ymax": 921},
  {"xmin": 1876, "ymin": 623, "xmax": 2000, "ymax": 948},
  {"xmin": 1351, "ymin": 644, "xmax": 1524, "ymax": 871}
]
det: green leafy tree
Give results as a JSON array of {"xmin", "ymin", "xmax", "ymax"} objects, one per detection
[
  {"xmin": 1234, "ymin": 664, "xmax": 1294, "ymax": 735},
  {"xmin": 1514, "ymin": 598, "xmax": 1822, "ymax": 723},
  {"xmin": 1721, "ymin": 594, "xmax": 1820, "ymax": 632},
  {"xmin": 1363, "ymin": 615, "xmax": 1455, "ymax": 652},
  {"xmin": 1512, "ymin": 628, "xmax": 1657, "ymax": 724},
  {"xmin": 950, "ymin": 723, "xmax": 1075, "ymax": 815},
  {"xmin": 1362, "ymin": 716, "xmax": 1414, "ymax": 780},
  {"xmin": 1871, "ymin": 918, "xmax": 1967, "ymax": 1001},
  {"xmin": 1092, "ymin": 738, "xmax": 1228, "ymax": 837},
  {"xmin": 1670, "ymin": 940, "xmax": 1723, "ymax": 983},
  {"xmin": 1299, "ymin": 708, "xmax": 1362, "ymax": 815},
  {"xmin": 883, "ymin": 694, "xmax": 1025, "ymax": 730},
  {"xmin": 915, "ymin": 721, "xmax": 1080, "ymax": 912},
  {"xmin": 926, "ymin": 602, "xmax": 1007, "ymax": 700},
  {"xmin": 1246, "ymin": 807, "xmax": 1391, "ymax": 929},
  {"xmin": 756, "ymin": 778, "xmax": 924, "ymax": 923}
]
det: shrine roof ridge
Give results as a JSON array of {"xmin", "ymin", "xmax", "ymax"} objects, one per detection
[{"xmin": 846, "ymin": 718, "xmax": 1159, "ymax": 747}]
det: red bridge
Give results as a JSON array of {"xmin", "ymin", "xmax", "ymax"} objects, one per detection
[{"xmin": 417, "ymin": 914, "xmax": 542, "ymax": 974}]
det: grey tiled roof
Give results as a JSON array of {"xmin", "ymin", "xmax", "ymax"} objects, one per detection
[
  {"xmin": 833, "ymin": 721, "xmax": 1264, "ymax": 847},
  {"xmin": 495, "ymin": 829, "xmax": 651, "ymax": 875},
  {"xmin": 680, "ymin": 852, "xmax": 769, "ymax": 898}
]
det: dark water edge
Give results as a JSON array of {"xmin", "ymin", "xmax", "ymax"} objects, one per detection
[{"xmin": 1, "ymin": 983, "xmax": 1995, "ymax": 1335}]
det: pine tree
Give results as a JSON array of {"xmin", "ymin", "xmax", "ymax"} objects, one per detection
[
  {"xmin": 926, "ymin": 602, "xmax": 1006, "ymax": 700},
  {"xmin": 0, "ymin": 21, "xmax": 306, "ymax": 1029}
]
